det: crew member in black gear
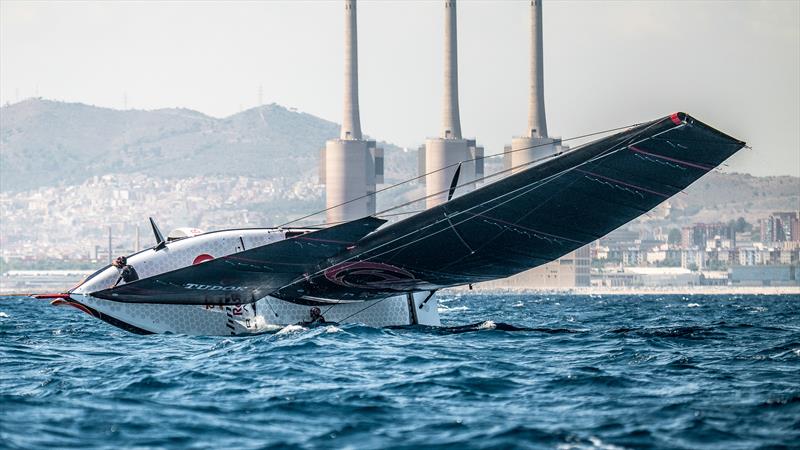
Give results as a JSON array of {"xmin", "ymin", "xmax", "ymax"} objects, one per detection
[
  {"xmin": 308, "ymin": 306, "xmax": 325, "ymax": 325},
  {"xmin": 112, "ymin": 256, "xmax": 139, "ymax": 287}
]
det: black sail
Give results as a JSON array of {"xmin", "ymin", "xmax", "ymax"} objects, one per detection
[{"xmin": 273, "ymin": 113, "xmax": 745, "ymax": 301}]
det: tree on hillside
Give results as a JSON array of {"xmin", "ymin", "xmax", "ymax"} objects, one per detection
[
  {"xmin": 668, "ymin": 228, "xmax": 682, "ymax": 245},
  {"xmin": 737, "ymin": 216, "xmax": 752, "ymax": 232},
  {"xmin": 728, "ymin": 217, "xmax": 752, "ymax": 233}
]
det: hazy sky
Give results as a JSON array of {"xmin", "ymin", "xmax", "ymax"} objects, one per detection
[{"xmin": 1, "ymin": 1, "xmax": 798, "ymax": 176}]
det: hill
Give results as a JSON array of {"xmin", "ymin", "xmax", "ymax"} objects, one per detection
[
  {"xmin": 1, "ymin": 98, "xmax": 796, "ymax": 223},
  {"xmin": 0, "ymin": 99, "xmax": 419, "ymax": 192}
]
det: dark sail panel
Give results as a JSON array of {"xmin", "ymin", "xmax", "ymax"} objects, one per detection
[{"xmin": 274, "ymin": 113, "xmax": 746, "ymax": 301}]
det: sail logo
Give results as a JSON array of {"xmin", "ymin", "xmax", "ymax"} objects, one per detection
[{"xmin": 183, "ymin": 283, "xmax": 246, "ymax": 292}]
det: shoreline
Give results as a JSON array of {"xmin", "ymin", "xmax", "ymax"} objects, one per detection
[
  {"xmin": 449, "ymin": 286, "xmax": 800, "ymax": 296},
  {"xmin": 3, "ymin": 285, "xmax": 798, "ymax": 298}
]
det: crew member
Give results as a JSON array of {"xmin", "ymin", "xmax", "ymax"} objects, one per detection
[
  {"xmin": 112, "ymin": 256, "xmax": 139, "ymax": 287},
  {"xmin": 308, "ymin": 306, "xmax": 325, "ymax": 325}
]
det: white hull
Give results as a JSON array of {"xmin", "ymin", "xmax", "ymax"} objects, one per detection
[
  {"xmin": 63, "ymin": 226, "xmax": 440, "ymax": 335},
  {"xmin": 65, "ymin": 292, "xmax": 439, "ymax": 335}
]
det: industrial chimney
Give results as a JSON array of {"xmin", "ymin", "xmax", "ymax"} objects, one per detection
[
  {"xmin": 442, "ymin": 0, "xmax": 461, "ymax": 140},
  {"xmin": 320, "ymin": 0, "xmax": 383, "ymax": 224},
  {"xmin": 420, "ymin": 0, "xmax": 483, "ymax": 208},
  {"xmin": 341, "ymin": 0, "xmax": 361, "ymax": 140},
  {"xmin": 527, "ymin": 0, "xmax": 547, "ymax": 139},
  {"xmin": 505, "ymin": 0, "xmax": 560, "ymax": 174}
]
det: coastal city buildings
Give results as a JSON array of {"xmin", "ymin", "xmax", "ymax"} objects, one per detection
[
  {"xmin": 589, "ymin": 213, "xmax": 800, "ymax": 289},
  {"xmin": 0, "ymin": 173, "xmax": 323, "ymax": 266}
]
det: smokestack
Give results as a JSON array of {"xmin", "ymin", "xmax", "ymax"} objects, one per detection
[
  {"xmin": 442, "ymin": 0, "xmax": 462, "ymax": 139},
  {"xmin": 506, "ymin": 0, "xmax": 556, "ymax": 174},
  {"xmin": 321, "ymin": 0, "xmax": 381, "ymax": 224},
  {"xmin": 341, "ymin": 0, "xmax": 362, "ymax": 140},
  {"xmin": 527, "ymin": 0, "xmax": 547, "ymax": 138}
]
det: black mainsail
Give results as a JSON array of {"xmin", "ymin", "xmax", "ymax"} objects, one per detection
[{"xmin": 273, "ymin": 112, "xmax": 745, "ymax": 301}]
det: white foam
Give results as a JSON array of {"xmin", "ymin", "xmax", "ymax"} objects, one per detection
[
  {"xmin": 589, "ymin": 436, "xmax": 626, "ymax": 450},
  {"xmin": 0, "ymin": 312, "xmax": 9, "ymax": 318},
  {"xmin": 325, "ymin": 325, "xmax": 343, "ymax": 333},
  {"xmin": 478, "ymin": 320, "xmax": 496, "ymax": 330},
  {"xmin": 276, "ymin": 324, "xmax": 307, "ymax": 335},
  {"xmin": 438, "ymin": 305, "xmax": 469, "ymax": 313},
  {"xmin": 556, "ymin": 436, "xmax": 626, "ymax": 450},
  {"xmin": 687, "ymin": 303, "xmax": 700, "ymax": 308},
  {"xmin": 512, "ymin": 302, "xmax": 524, "ymax": 307}
]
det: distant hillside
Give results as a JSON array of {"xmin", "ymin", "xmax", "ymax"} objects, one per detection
[
  {"xmin": 677, "ymin": 171, "xmax": 799, "ymax": 223},
  {"xmin": 1, "ymin": 99, "xmax": 418, "ymax": 192},
  {"xmin": 1, "ymin": 98, "xmax": 796, "ymax": 221}
]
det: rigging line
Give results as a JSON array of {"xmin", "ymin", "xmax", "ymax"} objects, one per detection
[
  {"xmin": 302, "ymin": 210, "xmax": 425, "ymax": 229},
  {"xmin": 379, "ymin": 209, "xmax": 425, "ymax": 218},
  {"xmin": 321, "ymin": 302, "xmax": 338, "ymax": 317},
  {"xmin": 277, "ymin": 122, "xmax": 646, "ymax": 228},
  {"xmin": 277, "ymin": 121, "xmax": 683, "ymax": 291}
]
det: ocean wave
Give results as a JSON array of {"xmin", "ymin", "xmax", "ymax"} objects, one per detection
[
  {"xmin": 438, "ymin": 305, "xmax": 470, "ymax": 313},
  {"xmin": 1, "ymin": 294, "xmax": 798, "ymax": 449}
]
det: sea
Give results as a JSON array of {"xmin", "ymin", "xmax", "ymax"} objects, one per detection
[{"xmin": 1, "ymin": 293, "xmax": 798, "ymax": 449}]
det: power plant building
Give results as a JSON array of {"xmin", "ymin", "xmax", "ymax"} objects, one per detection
[
  {"xmin": 419, "ymin": 0, "xmax": 483, "ymax": 209},
  {"xmin": 319, "ymin": 0, "xmax": 383, "ymax": 224}
]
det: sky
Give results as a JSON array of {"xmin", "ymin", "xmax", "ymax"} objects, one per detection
[{"xmin": 1, "ymin": 0, "xmax": 798, "ymax": 177}]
